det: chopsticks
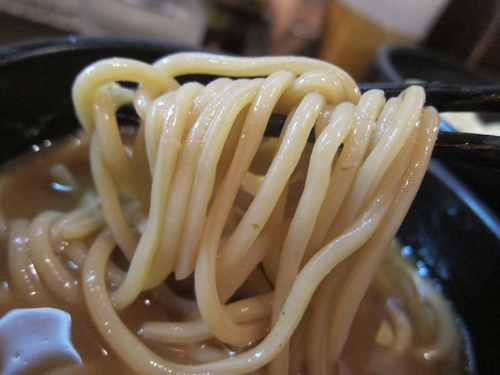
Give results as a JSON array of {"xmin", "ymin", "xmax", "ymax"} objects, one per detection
[
  {"xmin": 116, "ymin": 83, "xmax": 500, "ymax": 167},
  {"xmin": 263, "ymin": 83, "xmax": 500, "ymax": 168},
  {"xmin": 433, "ymin": 131, "xmax": 500, "ymax": 168},
  {"xmin": 359, "ymin": 83, "xmax": 500, "ymax": 112},
  {"xmin": 370, "ymin": 83, "xmax": 500, "ymax": 168}
]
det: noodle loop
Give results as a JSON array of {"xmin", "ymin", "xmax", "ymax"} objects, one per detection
[{"xmin": 0, "ymin": 53, "xmax": 457, "ymax": 375}]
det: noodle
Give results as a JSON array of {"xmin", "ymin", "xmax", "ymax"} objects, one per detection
[{"xmin": 0, "ymin": 52, "xmax": 466, "ymax": 374}]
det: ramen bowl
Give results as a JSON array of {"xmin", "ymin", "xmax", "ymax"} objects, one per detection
[{"xmin": 0, "ymin": 38, "xmax": 499, "ymax": 374}]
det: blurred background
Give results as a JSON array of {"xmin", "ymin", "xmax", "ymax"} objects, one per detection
[{"xmin": 0, "ymin": 0, "xmax": 499, "ymax": 80}]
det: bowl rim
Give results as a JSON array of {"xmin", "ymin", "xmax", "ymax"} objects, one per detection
[{"xmin": 372, "ymin": 42, "xmax": 500, "ymax": 84}]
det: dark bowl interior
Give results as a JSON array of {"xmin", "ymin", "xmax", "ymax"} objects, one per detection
[
  {"xmin": 1, "ymin": 38, "xmax": 499, "ymax": 374},
  {"xmin": 365, "ymin": 43, "xmax": 499, "ymax": 85}
]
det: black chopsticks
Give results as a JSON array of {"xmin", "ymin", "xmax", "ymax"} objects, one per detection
[
  {"xmin": 359, "ymin": 83, "xmax": 500, "ymax": 112},
  {"xmin": 263, "ymin": 83, "xmax": 500, "ymax": 168},
  {"xmin": 432, "ymin": 131, "xmax": 500, "ymax": 168},
  {"xmin": 116, "ymin": 83, "xmax": 500, "ymax": 168},
  {"xmin": 264, "ymin": 115, "xmax": 500, "ymax": 168},
  {"xmin": 364, "ymin": 83, "xmax": 500, "ymax": 167}
]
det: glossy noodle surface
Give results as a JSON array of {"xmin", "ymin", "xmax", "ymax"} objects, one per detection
[{"xmin": 0, "ymin": 53, "xmax": 470, "ymax": 374}]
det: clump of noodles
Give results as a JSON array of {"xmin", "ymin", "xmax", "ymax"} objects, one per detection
[{"xmin": 6, "ymin": 53, "xmax": 444, "ymax": 374}]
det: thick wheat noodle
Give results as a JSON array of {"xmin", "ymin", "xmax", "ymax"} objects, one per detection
[
  {"xmin": 189, "ymin": 71, "xmax": 296, "ymax": 283},
  {"xmin": 152, "ymin": 53, "xmax": 359, "ymax": 102},
  {"xmin": 386, "ymin": 298, "xmax": 413, "ymax": 357},
  {"xmin": 1, "ymin": 52, "xmax": 443, "ymax": 374},
  {"xmin": 193, "ymin": 92, "xmax": 325, "ymax": 345},
  {"xmin": 174, "ymin": 79, "xmax": 264, "ymax": 280},
  {"xmin": 215, "ymin": 93, "xmax": 327, "ymax": 276},
  {"xmin": 217, "ymin": 221, "xmax": 290, "ymax": 302},
  {"xmin": 93, "ymin": 87, "xmax": 134, "ymax": 190},
  {"xmin": 49, "ymin": 163, "xmax": 79, "ymax": 191},
  {"xmin": 301, "ymin": 102, "xmax": 420, "ymax": 373},
  {"xmin": 330, "ymin": 88, "xmax": 424, "ymax": 238},
  {"xmin": 110, "ymin": 82, "xmax": 212, "ymax": 307},
  {"xmin": 140, "ymin": 82, "xmax": 206, "ymax": 285},
  {"xmin": 150, "ymin": 79, "xmax": 246, "ymax": 284},
  {"xmin": 151, "ymin": 79, "xmax": 235, "ymax": 264},
  {"xmin": 325, "ymin": 133, "xmax": 420, "ymax": 367},
  {"xmin": 55, "ymin": 205, "xmax": 106, "ymax": 240},
  {"xmin": 303, "ymin": 105, "xmax": 436, "ymax": 375},
  {"xmin": 28, "ymin": 211, "xmax": 82, "ymax": 305},
  {"xmin": 140, "ymin": 292, "xmax": 272, "ymax": 344},
  {"xmin": 144, "ymin": 82, "xmax": 205, "ymax": 172},
  {"xmin": 271, "ymin": 103, "xmax": 355, "ymax": 318},
  {"xmin": 411, "ymin": 276, "xmax": 459, "ymax": 362},
  {"xmin": 328, "ymin": 107, "xmax": 438, "ymax": 366},
  {"xmin": 268, "ymin": 103, "xmax": 355, "ymax": 374},
  {"xmin": 385, "ymin": 235, "xmax": 458, "ymax": 363},
  {"xmin": 82, "ymin": 180, "xmax": 394, "ymax": 374},
  {"xmin": 90, "ymin": 134, "xmax": 138, "ymax": 260},
  {"xmin": 310, "ymin": 108, "xmax": 437, "ymax": 374},
  {"xmin": 304, "ymin": 268, "xmax": 340, "ymax": 374},
  {"xmin": 305, "ymin": 136, "xmax": 414, "ymax": 374},
  {"xmin": 8, "ymin": 218, "xmax": 51, "ymax": 306},
  {"xmin": 73, "ymin": 58, "xmax": 178, "ymax": 132},
  {"xmin": 304, "ymin": 90, "xmax": 385, "ymax": 262}
]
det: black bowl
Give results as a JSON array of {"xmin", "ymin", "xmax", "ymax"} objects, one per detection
[
  {"xmin": 364, "ymin": 43, "xmax": 499, "ymax": 85},
  {"xmin": 0, "ymin": 37, "xmax": 194, "ymax": 164},
  {"xmin": 1, "ymin": 38, "xmax": 499, "ymax": 374}
]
